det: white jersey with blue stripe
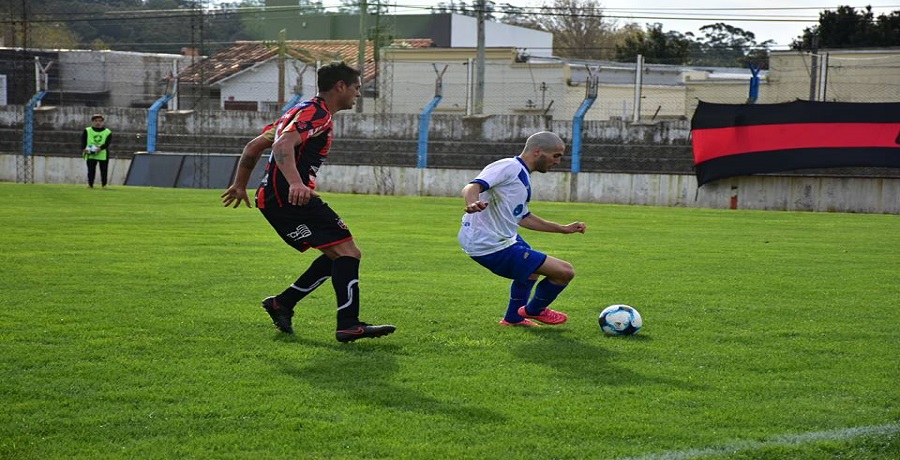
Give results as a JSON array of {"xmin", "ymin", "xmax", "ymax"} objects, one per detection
[{"xmin": 458, "ymin": 156, "xmax": 532, "ymax": 257}]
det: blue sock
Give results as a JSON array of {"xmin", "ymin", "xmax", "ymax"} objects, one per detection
[
  {"xmin": 504, "ymin": 278, "xmax": 536, "ymax": 322},
  {"xmin": 525, "ymin": 279, "xmax": 567, "ymax": 315}
]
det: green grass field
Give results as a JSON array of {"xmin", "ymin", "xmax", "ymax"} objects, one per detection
[{"xmin": 1, "ymin": 183, "xmax": 898, "ymax": 459}]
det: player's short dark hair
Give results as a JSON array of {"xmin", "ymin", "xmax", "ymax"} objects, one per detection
[{"xmin": 317, "ymin": 62, "xmax": 361, "ymax": 92}]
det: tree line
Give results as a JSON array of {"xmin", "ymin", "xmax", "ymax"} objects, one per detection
[
  {"xmin": 0, "ymin": 0, "xmax": 260, "ymax": 54},
  {"xmin": 437, "ymin": 0, "xmax": 900, "ymax": 68},
  {"xmin": 2, "ymin": 0, "xmax": 898, "ymax": 69}
]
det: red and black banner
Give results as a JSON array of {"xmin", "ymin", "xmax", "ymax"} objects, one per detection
[{"xmin": 691, "ymin": 100, "xmax": 900, "ymax": 186}]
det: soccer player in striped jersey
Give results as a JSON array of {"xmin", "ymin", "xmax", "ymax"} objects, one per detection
[
  {"xmin": 459, "ymin": 132, "xmax": 586, "ymax": 327},
  {"xmin": 221, "ymin": 62, "xmax": 395, "ymax": 343}
]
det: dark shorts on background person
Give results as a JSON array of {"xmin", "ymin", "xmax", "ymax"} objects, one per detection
[
  {"xmin": 471, "ymin": 236, "xmax": 547, "ymax": 282},
  {"xmin": 260, "ymin": 196, "xmax": 353, "ymax": 252}
]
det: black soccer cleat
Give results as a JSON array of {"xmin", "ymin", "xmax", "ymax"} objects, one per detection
[
  {"xmin": 261, "ymin": 296, "xmax": 294, "ymax": 334},
  {"xmin": 335, "ymin": 323, "xmax": 396, "ymax": 343}
]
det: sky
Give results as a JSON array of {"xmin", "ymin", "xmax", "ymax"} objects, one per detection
[
  {"xmin": 584, "ymin": 1, "xmax": 900, "ymax": 48},
  {"xmin": 326, "ymin": 1, "xmax": 900, "ymax": 50}
]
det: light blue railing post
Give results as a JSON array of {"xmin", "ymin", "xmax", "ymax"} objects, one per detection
[
  {"xmin": 571, "ymin": 68, "xmax": 599, "ymax": 174},
  {"xmin": 747, "ymin": 64, "xmax": 761, "ymax": 104},
  {"xmin": 146, "ymin": 94, "xmax": 173, "ymax": 153},
  {"xmin": 282, "ymin": 62, "xmax": 310, "ymax": 113},
  {"xmin": 417, "ymin": 96, "xmax": 442, "ymax": 169},
  {"xmin": 22, "ymin": 91, "xmax": 47, "ymax": 157},
  {"xmin": 281, "ymin": 94, "xmax": 303, "ymax": 114},
  {"xmin": 417, "ymin": 64, "xmax": 448, "ymax": 169}
]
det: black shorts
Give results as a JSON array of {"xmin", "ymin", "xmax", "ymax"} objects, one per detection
[{"xmin": 260, "ymin": 197, "xmax": 352, "ymax": 252}]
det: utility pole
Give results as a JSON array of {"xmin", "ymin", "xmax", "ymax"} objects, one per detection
[
  {"xmin": 473, "ymin": 0, "xmax": 485, "ymax": 115},
  {"xmin": 277, "ymin": 29, "xmax": 286, "ymax": 109},
  {"xmin": 357, "ymin": 0, "xmax": 367, "ymax": 113},
  {"xmin": 808, "ymin": 35, "xmax": 819, "ymax": 101}
]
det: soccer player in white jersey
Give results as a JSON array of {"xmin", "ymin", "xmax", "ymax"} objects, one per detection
[{"xmin": 458, "ymin": 131, "xmax": 586, "ymax": 327}]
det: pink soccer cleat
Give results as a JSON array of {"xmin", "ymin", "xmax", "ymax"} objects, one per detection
[{"xmin": 517, "ymin": 306, "xmax": 568, "ymax": 325}]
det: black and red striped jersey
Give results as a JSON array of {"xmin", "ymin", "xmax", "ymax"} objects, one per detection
[{"xmin": 257, "ymin": 96, "xmax": 333, "ymax": 209}]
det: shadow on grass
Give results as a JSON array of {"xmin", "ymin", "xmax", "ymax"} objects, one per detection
[
  {"xmin": 513, "ymin": 328, "xmax": 701, "ymax": 390},
  {"xmin": 278, "ymin": 344, "xmax": 507, "ymax": 424}
]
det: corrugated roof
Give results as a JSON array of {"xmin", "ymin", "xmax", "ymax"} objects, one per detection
[{"xmin": 178, "ymin": 39, "xmax": 434, "ymax": 84}]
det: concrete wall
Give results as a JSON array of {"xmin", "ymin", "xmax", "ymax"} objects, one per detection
[
  {"xmin": 381, "ymin": 49, "xmax": 568, "ymax": 116},
  {"xmin": 767, "ymin": 50, "xmax": 900, "ymax": 103},
  {"xmin": 384, "ymin": 51, "xmax": 750, "ymax": 122},
  {"xmin": 3, "ymin": 153, "xmax": 898, "ymax": 214},
  {"xmin": 449, "ymin": 15, "xmax": 553, "ymax": 56},
  {"xmin": 315, "ymin": 164, "xmax": 900, "ymax": 214},
  {"xmin": 0, "ymin": 104, "xmax": 692, "ymax": 154},
  {"xmin": 0, "ymin": 154, "xmax": 131, "ymax": 186},
  {"xmin": 217, "ymin": 59, "xmax": 315, "ymax": 111},
  {"xmin": 685, "ymin": 81, "xmax": 757, "ymax": 114},
  {"xmin": 1, "ymin": 105, "xmax": 896, "ymax": 214},
  {"xmin": 567, "ymin": 84, "xmax": 691, "ymax": 123},
  {"xmin": 820, "ymin": 52, "xmax": 900, "ymax": 103},
  {"xmin": 57, "ymin": 50, "xmax": 189, "ymax": 108}
]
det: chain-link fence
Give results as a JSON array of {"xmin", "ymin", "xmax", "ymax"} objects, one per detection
[
  {"xmin": 377, "ymin": 51, "xmax": 900, "ymax": 122},
  {"xmin": 766, "ymin": 50, "xmax": 900, "ymax": 103},
  {"xmin": 4, "ymin": 47, "xmax": 899, "ymax": 119},
  {"xmin": 0, "ymin": 50, "xmax": 183, "ymax": 108},
  {"xmin": 3, "ymin": 44, "xmax": 900, "ymax": 183}
]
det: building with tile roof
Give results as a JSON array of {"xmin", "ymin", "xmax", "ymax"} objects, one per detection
[
  {"xmin": 176, "ymin": 39, "xmax": 433, "ymax": 111},
  {"xmin": 174, "ymin": 11, "xmax": 554, "ymax": 112}
]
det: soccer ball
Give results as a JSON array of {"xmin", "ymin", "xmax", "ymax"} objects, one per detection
[
  {"xmin": 88, "ymin": 145, "xmax": 100, "ymax": 153},
  {"xmin": 598, "ymin": 304, "xmax": 642, "ymax": 336}
]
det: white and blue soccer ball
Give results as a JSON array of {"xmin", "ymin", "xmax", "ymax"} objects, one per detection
[{"xmin": 599, "ymin": 304, "xmax": 643, "ymax": 336}]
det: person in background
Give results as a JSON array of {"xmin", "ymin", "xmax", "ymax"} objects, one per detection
[
  {"xmin": 82, "ymin": 113, "xmax": 112, "ymax": 189},
  {"xmin": 221, "ymin": 62, "xmax": 396, "ymax": 343},
  {"xmin": 458, "ymin": 131, "xmax": 586, "ymax": 327}
]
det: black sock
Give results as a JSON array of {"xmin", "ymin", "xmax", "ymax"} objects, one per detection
[
  {"xmin": 276, "ymin": 254, "xmax": 332, "ymax": 308},
  {"xmin": 332, "ymin": 256, "xmax": 361, "ymax": 330}
]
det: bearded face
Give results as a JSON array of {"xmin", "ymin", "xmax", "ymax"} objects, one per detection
[{"xmin": 532, "ymin": 147, "xmax": 564, "ymax": 173}]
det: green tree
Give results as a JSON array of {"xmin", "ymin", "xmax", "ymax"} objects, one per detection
[
  {"xmin": 299, "ymin": 0, "xmax": 326, "ymax": 14},
  {"xmin": 496, "ymin": 2, "xmax": 528, "ymax": 26},
  {"xmin": 615, "ymin": 23, "xmax": 692, "ymax": 64},
  {"xmin": 338, "ymin": 0, "xmax": 391, "ymax": 15},
  {"xmin": 793, "ymin": 5, "xmax": 900, "ymax": 49},
  {"xmin": 1, "ymin": 0, "xmax": 268, "ymax": 53},
  {"xmin": 539, "ymin": 0, "xmax": 613, "ymax": 59},
  {"xmin": 0, "ymin": 1, "xmax": 85, "ymax": 48},
  {"xmin": 264, "ymin": 0, "xmax": 325, "ymax": 17},
  {"xmin": 31, "ymin": 22, "xmax": 82, "ymax": 49},
  {"xmin": 690, "ymin": 23, "xmax": 773, "ymax": 69},
  {"xmin": 432, "ymin": 1, "xmax": 497, "ymax": 21},
  {"xmin": 204, "ymin": 1, "xmax": 263, "ymax": 50},
  {"xmin": 874, "ymin": 11, "xmax": 900, "ymax": 44},
  {"xmin": 502, "ymin": 0, "xmax": 616, "ymax": 60}
]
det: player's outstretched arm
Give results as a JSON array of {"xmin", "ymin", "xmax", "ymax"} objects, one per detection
[
  {"xmin": 520, "ymin": 214, "xmax": 586, "ymax": 234},
  {"xmin": 221, "ymin": 134, "xmax": 272, "ymax": 208}
]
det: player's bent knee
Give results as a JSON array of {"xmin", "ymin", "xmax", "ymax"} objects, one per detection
[
  {"xmin": 323, "ymin": 241, "xmax": 362, "ymax": 260},
  {"xmin": 543, "ymin": 261, "xmax": 574, "ymax": 285},
  {"xmin": 557, "ymin": 262, "xmax": 575, "ymax": 283}
]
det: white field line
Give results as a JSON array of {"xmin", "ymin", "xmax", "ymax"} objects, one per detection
[{"xmin": 620, "ymin": 423, "xmax": 900, "ymax": 460}]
